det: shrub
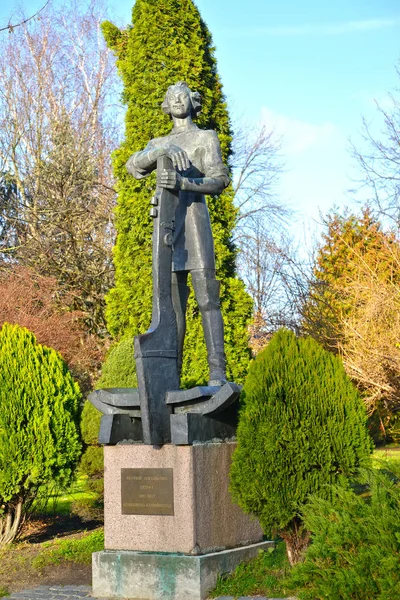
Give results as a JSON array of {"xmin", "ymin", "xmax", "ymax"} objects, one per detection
[
  {"xmin": 81, "ymin": 398, "xmax": 102, "ymax": 447},
  {"xmin": 289, "ymin": 465, "xmax": 400, "ymax": 599},
  {"xmin": 0, "ymin": 266, "xmax": 105, "ymax": 396},
  {"xmin": 0, "ymin": 323, "xmax": 81, "ymax": 545},
  {"xmin": 230, "ymin": 329, "xmax": 373, "ymax": 564},
  {"xmin": 77, "ymin": 337, "xmax": 138, "ymax": 516},
  {"xmin": 79, "ymin": 445, "xmax": 104, "ymax": 497},
  {"xmin": 77, "ymin": 401, "xmax": 103, "ymax": 518},
  {"xmin": 96, "ymin": 337, "xmax": 137, "ymax": 389}
]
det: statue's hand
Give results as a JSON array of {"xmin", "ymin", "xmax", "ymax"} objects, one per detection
[
  {"xmin": 164, "ymin": 145, "xmax": 190, "ymax": 172},
  {"xmin": 158, "ymin": 168, "xmax": 183, "ymax": 190}
]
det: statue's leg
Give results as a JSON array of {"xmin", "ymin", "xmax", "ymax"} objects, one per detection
[
  {"xmin": 171, "ymin": 271, "xmax": 190, "ymax": 381},
  {"xmin": 191, "ymin": 269, "xmax": 227, "ymax": 387}
]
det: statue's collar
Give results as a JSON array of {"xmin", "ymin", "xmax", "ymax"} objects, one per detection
[{"xmin": 170, "ymin": 123, "xmax": 198, "ymax": 135}]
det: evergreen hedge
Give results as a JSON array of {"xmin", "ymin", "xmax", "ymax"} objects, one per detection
[
  {"xmin": 78, "ymin": 338, "xmax": 139, "ymax": 513},
  {"xmin": 289, "ymin": 466, "xmax": 400, "ymax": 599},
  {"xmin": 96, "ymin": 337, "xmax": 137, "ymax": 389},
  {"xmin": 101, "ymin": 0, "xmax": 252, "ymax": 387},
  {"xmin": 230, "ymin": 329, "xmax": 373, "ymax": 564},
  {"xmin": 0, "ymin": 323, "xmax": 81, "ymax": 544},
  {"xmin": 79, "ymin": 400, "xmax": 103, "ymax": 491}
]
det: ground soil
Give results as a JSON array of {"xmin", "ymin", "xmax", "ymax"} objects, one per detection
[{"xmin": 0, "ymin": 515, "xmax": 102, "ymax": 594}]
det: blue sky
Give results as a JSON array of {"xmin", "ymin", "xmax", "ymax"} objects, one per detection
[{"xmin": 1, "ymin": 0, "xmax": 400, "ymax": 229}]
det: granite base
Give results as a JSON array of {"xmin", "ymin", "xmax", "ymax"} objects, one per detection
[{"xmin": 103, "ymin": 442, "xmax": 263, "ymax": 554}]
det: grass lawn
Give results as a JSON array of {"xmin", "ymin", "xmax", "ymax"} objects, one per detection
[
  {"xmin": 31, "ymin": 527, "xmax": 104, "ymax": 568},
  {"xmin": 32, "ymin": 475, "xmax": 97, "ymax": 516},
  {"xmin": 373, "ymin": 445, "xmax": 400, "ymax": 461}
]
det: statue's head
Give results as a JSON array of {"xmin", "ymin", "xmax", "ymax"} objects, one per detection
[{"xmin": 162, "ymin": 81, "xmax": 202, "ymax": 119}]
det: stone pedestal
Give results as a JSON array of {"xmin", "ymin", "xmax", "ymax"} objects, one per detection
[
  {"xmin": 92, "ymin": 541, "xmax": 273, "ymax": 600},
  {"xmin": 92, "ymin": 442, "xmax": 270, "ymax": 600}
]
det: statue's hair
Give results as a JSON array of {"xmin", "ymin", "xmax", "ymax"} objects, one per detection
[{"xmin": 162, "ymin": 81, "xmax": 202, "ymax": 118}]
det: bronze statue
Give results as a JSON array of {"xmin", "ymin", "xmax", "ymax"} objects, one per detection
[
  {"xmin": 127, "ymin": 81, "xmax": 229, "ymax": 387},
  {"xmin": 90, "ymin": 83, "xmax": 241, "ymax": 446}
]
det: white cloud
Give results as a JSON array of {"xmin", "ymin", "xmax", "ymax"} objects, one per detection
[
  {"xmin": 258, "ymin": 107, "xmax": 354, "ymax": 223},
  {"xmin": 223, "ymin": 18, "xmax": 398, "ymax": 38},
  {"xmin": 351, "ymin": 90, "xmax": 396, "ymax": 112},
  {"xmin": 260, "ymin": 107, "xmax": 342, "ymax": 156}
]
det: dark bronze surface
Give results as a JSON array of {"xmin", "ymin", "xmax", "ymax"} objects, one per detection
[
  {"xmin": 134, "ymin": 156, "xmax": 180, "ymax": 445},
  {"xmin": 121, "ymin": 468, "xmax": 174, "ymax": 516},
  {"xmin": 90, "ymin": 83, "xmax": 236, "ymax": 448}
]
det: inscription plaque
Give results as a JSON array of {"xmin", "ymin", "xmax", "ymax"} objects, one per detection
[{"xmin": 121, "ymin": 468, "xmax": 174, "ymax": 516}]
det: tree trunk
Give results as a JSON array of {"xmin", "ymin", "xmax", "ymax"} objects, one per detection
[
  {"xmin": 0, "ymin": 498, "xmax": 24, "ymax": 546},
  {"xmin": 280, "ymin": 518, "xmax": 310, "ymax": 566}
]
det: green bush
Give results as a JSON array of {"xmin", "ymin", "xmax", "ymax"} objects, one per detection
[
  {"xmin": 96, "ymin": 337, "xmax": 137, "ymax": 389},
  {"xmin": 79, "ymin": 445, "xmax": 103, "ymax": 480},
  {"xmin": 81, "ymin": 397, "xmax": 102, "ymax": 447},
  {"xmin": 0, "ymin": 323, "xmax": 81, "ymax": 544},
  {"xmin": 289, "ymin": 465, "xmax": 400, "ymax": 599},
  {"xmin": 78, "ymin": 338, "xmax": 139, "ymax": 514},
  {"xmin": 70, "ymin": 494, "xmax": 103, "ymax": 522},
  {"xmin": 230, "ymin": 329, "xmax": 373, "ymax": 564},
  {"xmin": 78, "ymin": 446, "xmax": 104, "ymax": 496},
  {"xmin": 78, "ymin": 400, "xmax": 103, "ymax": 517}
]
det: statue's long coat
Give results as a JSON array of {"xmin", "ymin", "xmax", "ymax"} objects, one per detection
[{"xmin": 128, "ymin": 125, "xmax": 229, "ymax": 272}]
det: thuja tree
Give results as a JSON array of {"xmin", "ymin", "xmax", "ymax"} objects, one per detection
[
  {"xmin": 230, "ymin": 329, "xmax": 373, "ymax": 565},
  {"xmin": 289, "ymin": 467, "xmax": 400, "ymax": 599},
  {"xmin": 102, "ymin": 0, "xmax": 252, "ymax": 386},
  {"xmin": 78, "ymin": 338, "xmax": 138, "ymax": 506},
  {"xmin": 0, "ymin": 323, "xmax": 81, "ymax": 545},
  {"xmin": 76, "ymin": 400, "xmax": 104, "ymax": 519}
]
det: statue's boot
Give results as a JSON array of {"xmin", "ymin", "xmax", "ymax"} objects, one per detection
[
  {"xmin": 171, "ymin": 279, "xmax": 190, "ymax": 381},
  {"xmin": 192, "ymin": 277, "xmax": 227, "ymax": 387}
]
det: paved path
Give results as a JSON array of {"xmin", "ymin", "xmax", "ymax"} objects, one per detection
[{"xmin": 1, "ymin": 585, "xmax": 295, "ymax": 600}]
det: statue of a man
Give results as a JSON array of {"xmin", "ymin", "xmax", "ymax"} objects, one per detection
[{"xmin": 126, "ymin": 81, "xmax": 230, "ymax": 387}]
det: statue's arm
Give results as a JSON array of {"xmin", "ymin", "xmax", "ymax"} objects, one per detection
[
  {"xmin": 127, "ymin": 142, "xmax": 190, "ymax": 179},
  {"xmin": 180, "ymin": 175, "xmax": 226, "ymax": 195},
  {"xmin": 126, "ymin": 144, "xmax": 160, "ymax": 179}
]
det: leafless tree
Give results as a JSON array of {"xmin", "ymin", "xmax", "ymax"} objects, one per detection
[
  {"xmin": 232, "ymin": 122, "xmax": 288, "ymax": 235},
  {"xmin": 334, "ymin": 233, "xmax": 400, "ymax": 420},
  {"xmin": 237, "ymin": 215, "xmax": 307, "ymax": 352},
  {"xmin": 0, "ymin": 0, "xmax": 121, "ymax": 334},
  {"xmin": 231, "ymin": 121, "xmax": 304, "ymax": 347},
  {"xmin": 299, "ymin": 208, "xmax": 400, "ymax": 435},
  {"xmin": 352, "ymin": 64, "xmax": 400, "ymax": 228}
]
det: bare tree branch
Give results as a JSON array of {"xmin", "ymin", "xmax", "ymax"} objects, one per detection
[
  {"xmin": 0, "ymin": 0, "xmax": 51, "ymax": 33},
  {"xmin": 352, "ymin": 68, "xmax": 400, "ymax": 228},
  {"xmin": 232, "ymin": 121, "xmax": 289, "ymax": 239}
]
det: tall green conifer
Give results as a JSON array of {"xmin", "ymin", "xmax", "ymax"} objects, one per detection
[
  {"xmin": 102, "ymin": 0, "xmax": 252, "ymax": 386},
  {"xmin": 230, "ymin": 328, "xmax": 372, "ymax": 565},
  {"xmin": 0, "ymin": 323, "xmax": 81, "ymax": 544}
]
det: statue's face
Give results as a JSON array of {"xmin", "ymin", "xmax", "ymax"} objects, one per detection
[{"xmin": 167, "ymin": 87, "xmax": 192, "ymax": 119}]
